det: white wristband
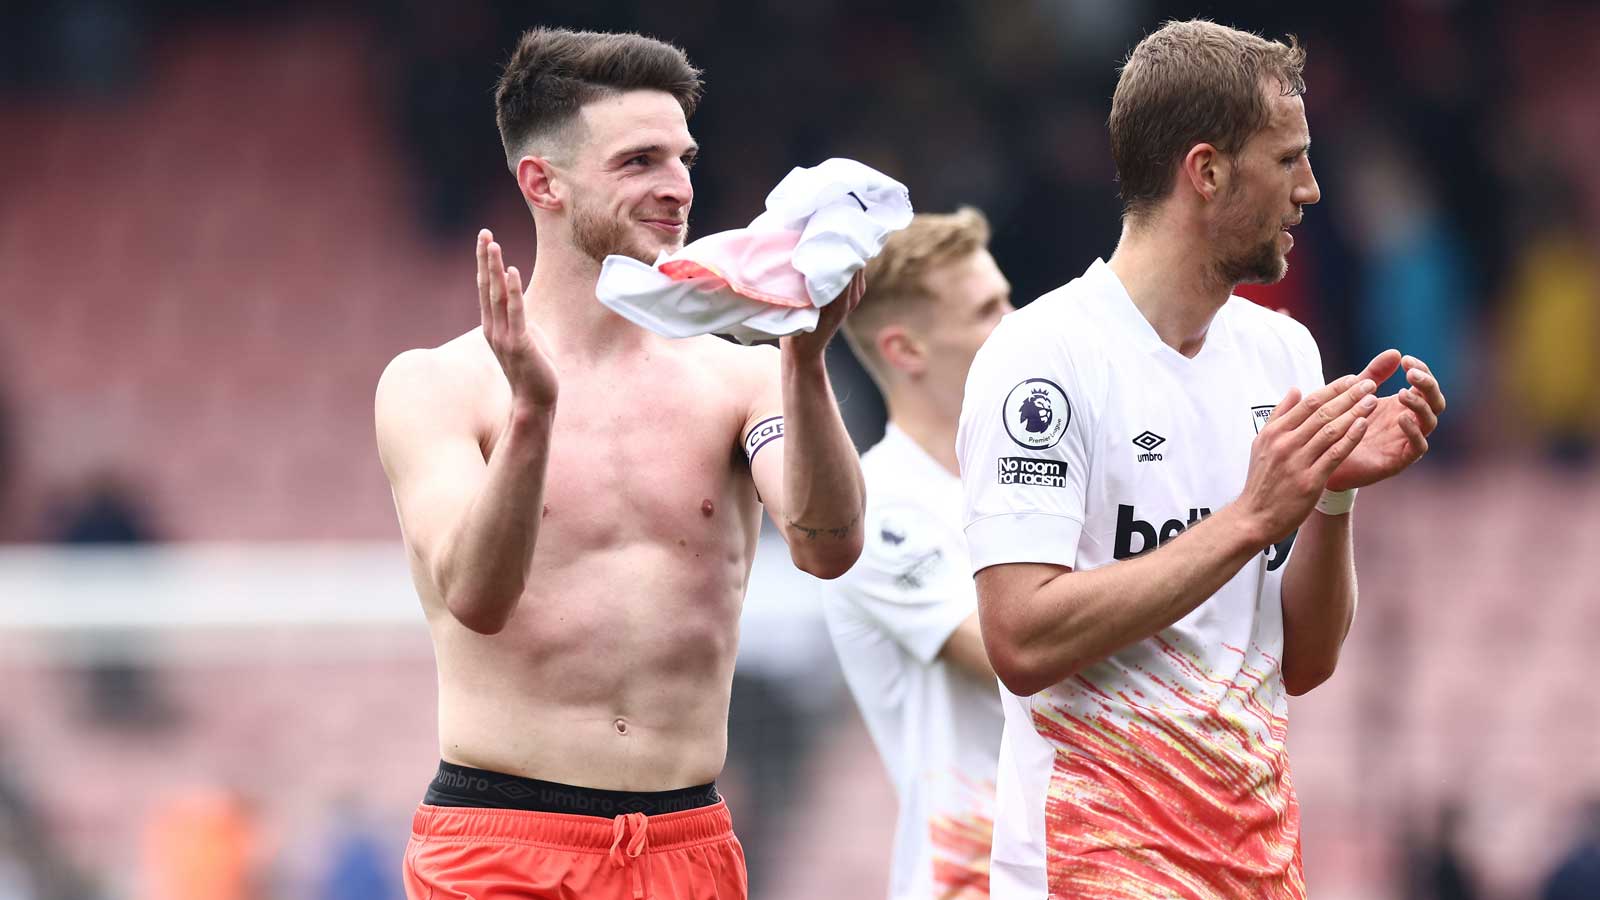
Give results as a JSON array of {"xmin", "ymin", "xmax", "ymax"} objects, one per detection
[{"xmin": 1316, "ymin": 488, "xmax": 1357, "ymax": 516}]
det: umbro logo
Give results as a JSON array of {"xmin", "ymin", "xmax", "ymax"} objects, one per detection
[{"xmin": 1132, "ymin": 430, "xmax": 1166, "ymax": 462}]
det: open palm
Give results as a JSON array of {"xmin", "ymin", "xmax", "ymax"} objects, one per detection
[{"xmin": 1327, "ymin": 350, "xmax": 1446, "ymax": 491}]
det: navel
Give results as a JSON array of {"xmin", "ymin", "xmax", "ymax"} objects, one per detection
[{"xmin": 614, "ymin": 718, "xmax": 629, "ymax": 736}]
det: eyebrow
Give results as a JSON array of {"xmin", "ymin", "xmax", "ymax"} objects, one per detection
[{"xmin": 609, "ymin": 143, "xmax": 700, "ymax": 164}]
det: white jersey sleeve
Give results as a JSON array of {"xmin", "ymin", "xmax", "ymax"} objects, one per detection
[
  {"xmin": 958, "ymin": 314, "xmax": 1096, "ymax": 574},
  {"xmin": 829, "ymin": 501, "xmax": 976, "ymax": 664}
]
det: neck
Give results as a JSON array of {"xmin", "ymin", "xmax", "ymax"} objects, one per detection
[
  {"xmin": 524, "ymin": 233, "xmax": 655, "ymax": 355},
  {"xmin": 883, "ymin": 387, "xmax": 959, "ymax": 476},
  {"xmin": 1106, "ymin": 216, "xmax": 1232, "ymax": 358}
]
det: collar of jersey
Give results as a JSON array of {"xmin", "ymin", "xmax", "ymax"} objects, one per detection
[
  {"xmin": 880, "ymin": 424, "xmax": 958, "ymax": 488},
  {"xmin": 1081, "ymin": 258, "xmax": 1234, "ymax": 367}
]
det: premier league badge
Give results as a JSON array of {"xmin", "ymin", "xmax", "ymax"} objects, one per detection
[{"xmin": 1003, "ymin": 378, "xmax": 1070, "ymax": 449}]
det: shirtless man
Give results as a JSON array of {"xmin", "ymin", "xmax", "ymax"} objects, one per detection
[{"xmin": 374, "ymin": 28, "xmax": 865, "ymax": 898}]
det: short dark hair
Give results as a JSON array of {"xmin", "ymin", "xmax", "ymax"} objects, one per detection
[
  {"xmin": 493, "ymin": 28, "xmax": 703, "ymax": 169},
  {"xmin": 1110, "ymin": 20, "xmax": 1306, "ymax": 221}
]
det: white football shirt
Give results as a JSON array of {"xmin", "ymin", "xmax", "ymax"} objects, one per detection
[
  {"xmin": 957, "ymin": 259, "xmax": 1324, "ymax": 899},
  {"xmin": 823, "ymin": 424, "xmax": 1005, "ymax": 899}
]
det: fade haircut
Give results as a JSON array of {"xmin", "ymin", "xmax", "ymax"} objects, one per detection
[
  {"xmin": 493, "ymin": 28, "xmax": 704, "ymax": 170},
  {"xmin": 1110, "ymin": 20, "xmax": 1306, "ymax": 222},
  {"xmin": 843, "ymin": 208, "xmax": 992, "ymax": 377}
]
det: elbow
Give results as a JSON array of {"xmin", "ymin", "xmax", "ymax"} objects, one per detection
[
  {"xmin": 1282, "ymin": 659, "xmax": 1338, "ymax": 696},
  {"xmin": 987, "ymin": 634, "xmax": 1080, "ymax": 697},
  {"xmin": 444, "ymin": 591, "xmax": 517, "ymax": 635},
  {"xmin": 791, "ymin": 537, "xmax": 865, "ymax": 581},
  {"xmin": 994, "ymin": 665, "xmax": 1050, "ymax": 698}
]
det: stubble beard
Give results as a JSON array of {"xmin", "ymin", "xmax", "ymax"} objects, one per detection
[
  {"xmin": 1216, "ymin": 233, "xmax": 1288, "ymax": 286},
  {"xmin": 570, "ymin": 198, "xmax": 683, "ymax": 266},
  {"xmin": 1213, "ymin": 196, "xmax": 1289, "ymax": 287}
]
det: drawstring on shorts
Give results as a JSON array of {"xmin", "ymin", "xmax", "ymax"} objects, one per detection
[{"xmin": 609, "ymin": 811, "xmax": 650, "ymax": 898}]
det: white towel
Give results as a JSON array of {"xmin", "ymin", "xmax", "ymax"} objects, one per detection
[{"xmin": 595, "ymin": 158, "xmax": 913, "ymax": 343}]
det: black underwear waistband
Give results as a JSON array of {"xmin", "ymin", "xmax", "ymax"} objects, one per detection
[{"xmin": 423, "ymin": 761, "xmax": 721, "ymax": 818}]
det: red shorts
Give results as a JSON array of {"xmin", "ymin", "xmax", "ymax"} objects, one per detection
[{"xmin": 403, "ymin": 801, "xmax": 747, "ymax": 900}]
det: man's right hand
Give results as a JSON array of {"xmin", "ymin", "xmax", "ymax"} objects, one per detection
[
  {"xmin": 478, "ymin": 229, "xmax": 559, "ymax": 410},
  {"xmin": 1234, "ymin": 375, "xmax": 1378, "ymax": 545}
]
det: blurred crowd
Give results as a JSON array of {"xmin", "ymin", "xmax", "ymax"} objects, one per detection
[{"xmin": 1, "ymin": 1, "xmax": 1598, "ymax": 898}]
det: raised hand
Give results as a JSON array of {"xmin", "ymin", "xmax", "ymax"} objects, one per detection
[
  {"xmin": 781, "ymin": 269, "xmax": 867, "ymax": 359},
  {"xmin": 1325, "ymin": 351, "xmax": 1446, "ymax": 491},
  {"xmin": 478, "ymin": 229, "xmax": 559, "ymax": 409},
  {"xmin": 1235, "ymin": 375, "xmax": 1379, "ymax": 543}
]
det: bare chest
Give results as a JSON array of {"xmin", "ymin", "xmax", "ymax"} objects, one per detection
[{"xmin": 482, "ymin": 358, "xmax": 757, "ymax": 551}]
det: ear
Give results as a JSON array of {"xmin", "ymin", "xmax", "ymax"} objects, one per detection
[
  {"xmin": 517, "ymin": 156, "xmax": 564, "ymax": 212},
  {"xmin": 1179, "ymin": 142, "xmax": 1228, "ymax": 203},
  {"xmin": 876, "ymin": 326, "xmax": 927, "ymax": 377}
]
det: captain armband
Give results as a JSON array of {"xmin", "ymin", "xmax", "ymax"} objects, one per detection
[{"xmin": 743, "ymin": 416, "xmax": 785, "ymax": 463}]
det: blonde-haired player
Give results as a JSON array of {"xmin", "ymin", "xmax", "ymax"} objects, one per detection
[{"xmin": 825, "ymin": 208, "xmax": 1012, "ymax": 898}]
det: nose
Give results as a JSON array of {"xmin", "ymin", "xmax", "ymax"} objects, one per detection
[
  {"xmin": 1295, "ymin": 158, "xmax": 1321, "ymax": 207},
  {"xmin": 655, "ymin": 159, "xmax": 693, "ymax": 211}
]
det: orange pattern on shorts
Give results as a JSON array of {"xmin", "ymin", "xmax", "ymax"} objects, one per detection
[{"xmin": 1035, "ymin": 637, "xmax": 1305, "ymax": 900}]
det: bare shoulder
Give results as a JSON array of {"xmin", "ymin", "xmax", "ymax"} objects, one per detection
[
  {"xmin": 377, "ymin": 329, "xmax": 495, "ymax": 405},
  {"xmin": 688, "ymin": 337, "xmax": 782, "ymax": 418},
  {"xmin": 375, "ymin": 328, "xmax": 499, "ymax": 452},
  {"xmin": 688, "ymin": 335, "xmax": 781, "ymax": 382}
]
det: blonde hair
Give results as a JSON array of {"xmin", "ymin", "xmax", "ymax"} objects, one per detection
[{"xmin": 844, "ymin": 207, "xmax": 992, "ymax": 376}]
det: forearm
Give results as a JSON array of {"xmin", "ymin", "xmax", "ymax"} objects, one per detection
[
  {"xmin": 994, "ymin": 506, "xmax": 1267, "ymax": 694},
  {"xmin": 434, "ymin": 405, "xmax": 555, "ymax": 632},
  {"xmin": 778, "ymin": 350, "xmax": 865, "ymax": 577},
  {"xmin": 940, "ymin": 614, "xmax": 998, "ymax": 682},
  {"xmin": 1279, "ymin": 508, "xmax": 1357, "ymax": 694}
]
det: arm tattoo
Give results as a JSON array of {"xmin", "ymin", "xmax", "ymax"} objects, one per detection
[{"xmin": 787, "ymin": 513, "xmax": 861, "ymax": 541}]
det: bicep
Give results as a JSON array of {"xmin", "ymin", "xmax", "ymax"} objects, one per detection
[
  {"xmin": 741, "ymin": 348, "xmax": 789, "ymax": 522},
  {"xmin": 375, "ymin": 354, "xmax": 487, "ymax": 567},
  {"xmin": 974, "ymin": 562, "xmax": 1071, "ymax": 621}
]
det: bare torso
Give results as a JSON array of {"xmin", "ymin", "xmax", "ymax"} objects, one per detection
[{"xmin": 406, "ymin": 328, "xmax": 772, "ymax": 790}]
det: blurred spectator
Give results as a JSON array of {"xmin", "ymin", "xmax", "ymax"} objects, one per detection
[
  {"xmin": 314, "ymin": 799, "xmax": 399, "ymax": 900},
  {"xmin": 1343, "ymin": 132, "xmax": 1474, "ymax": 457},
  {"xmin": 1539, "ymin": 800, "xmax": 1600, "ymax": 900},
  {"xmin": 48, "ymin": 473, "xmax": 156, "ymax": 546},
  {"xmin": 1501, "ymin": 183, "xmax": 1599, "ymax": 465},
  {"xmin": 139, "ymin": 787, "xmax": 262, "ymax": 900},
  {"xmin": 381, "ymin": 1, "xmax": 500, "ymax": 237},
  {"xmin": 1402, "ymin": 801, "xmax": 1479, "ymax": 900},
  {"xmin": 45, "ymin": 473, "xmax": 175, "ymax": 729}
]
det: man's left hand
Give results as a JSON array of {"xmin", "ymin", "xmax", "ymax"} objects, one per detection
[
  {"xmin": 781, "ymin": 270, "xmax": 867, "ymax": 359},
  {"xmin": 1326, "ymin": 350, "xmax": 1447, "ymax": 492}
]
